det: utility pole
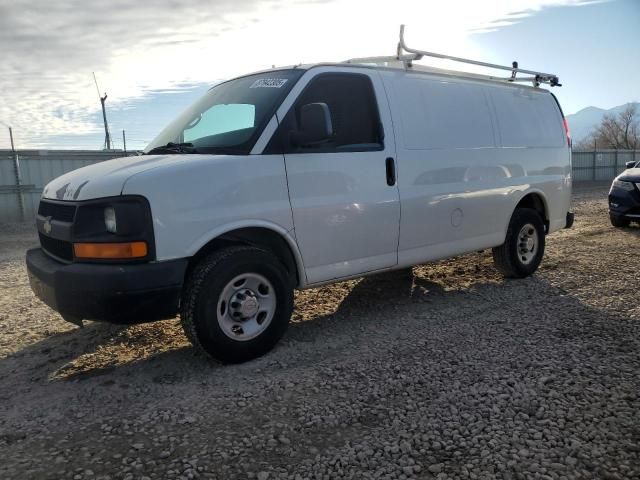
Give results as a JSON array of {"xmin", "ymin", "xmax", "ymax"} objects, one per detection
[
  {"xmin": 93, "ymin": 72, "xmax": 112, "ymax": 150},
  {"xmin": 8, "ymin": 126, "xmax": 14, "ymax": 150},
  {"xmin": 8, "ymin": 126, "xmax": 25, "ymax": 221},
  {"xmin": 122, "ymin": 129, "xmax": 127, "ymax": 155}
]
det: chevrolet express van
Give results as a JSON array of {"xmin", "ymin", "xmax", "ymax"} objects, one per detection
[{"xmin": 26, "ymin": 32, "xmax": 573, "ymax": 362}]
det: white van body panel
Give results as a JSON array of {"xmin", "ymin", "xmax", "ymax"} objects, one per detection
[
  {"xmin": 276, "ymin": 67, "xmax": 401, "ymax": 284},
  {"xmin": 379, "ymin": 69, "xmax": 570, "ymax": 267},
  {"xmin": 41, "ymin": 154, "xmax": 185, "ymax": 201},
  {"xmin": 121, "ymin": 154, "xmax": 298, "ymax": 265}
]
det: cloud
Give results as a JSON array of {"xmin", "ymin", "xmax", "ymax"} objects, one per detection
[
  {"xmin": 0, "ymin": 0, "xmax": 291, "ymax": 147},
  {"xmin": 0, "ymin": 0, "xmax": 593, "ymax": 148}
]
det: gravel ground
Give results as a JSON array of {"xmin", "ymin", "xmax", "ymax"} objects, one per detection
[{"xmin": 1, "ymin": 184, "xmax": 639, "ymax": 480}]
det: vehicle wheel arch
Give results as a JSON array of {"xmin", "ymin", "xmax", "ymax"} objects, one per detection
[
  {"xmin": 187, "ymin": 224, "xmax": 305, "ymax": 288},
  {"xmin": 511, "ymin": 190, "xmax": 549, "ymax": 233}
]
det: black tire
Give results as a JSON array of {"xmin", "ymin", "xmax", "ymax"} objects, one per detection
[
  {"xmin": 180, "ymin": 246, "xmax": 294, "ymax": 363},
  {"xmin": 610, "ymin": 213, "xmax": 630, "ymax": 228},
  {"xmin": 492, "ymin": 208, "xmax": 545, "ymax": 278}
]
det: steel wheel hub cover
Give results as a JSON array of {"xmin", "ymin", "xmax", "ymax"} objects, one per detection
[
  {"xmin": 217, "ymin": 273, "xmax": 276, "ymax": 341},
  {"xmin": 231, "ymin": 290, "xmax": 259, "ymax": 319},
  {"xmin": 517, "ymin": 223, "xmax": 538, "ymax": 265}
]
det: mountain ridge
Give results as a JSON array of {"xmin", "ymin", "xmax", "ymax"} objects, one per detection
[{"xmin": 566, "ymin": 102, "xmax": 639, "ymax": 143}]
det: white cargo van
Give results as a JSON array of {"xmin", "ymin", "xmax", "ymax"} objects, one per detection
[{"xmin": 27, "ymin": 28, "xmax": 573, "ymax": 362}]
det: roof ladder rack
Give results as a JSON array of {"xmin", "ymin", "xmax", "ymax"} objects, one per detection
[
  {"xmin": 346, "ymin": 25, "xmax": 562, "ymax": 88},
  {"xmin": 398, "ymin": 25, "xmax": 561, "ymax": 87}
]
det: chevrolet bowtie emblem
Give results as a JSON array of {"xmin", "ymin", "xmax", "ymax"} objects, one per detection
[{"xmin": 43, "ymin": 216, "xmax": 52, "ymax": 234}]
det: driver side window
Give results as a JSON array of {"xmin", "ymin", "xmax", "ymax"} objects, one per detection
[{"xmin": 266, "ymin": 72, "xmax": 384, "ymax": 154}]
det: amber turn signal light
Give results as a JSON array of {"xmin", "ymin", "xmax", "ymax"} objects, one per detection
[{"xmin": 73, "ymin": 241, "xmax": 148, "ymax": 259}]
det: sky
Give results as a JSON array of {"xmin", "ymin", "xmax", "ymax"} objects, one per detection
[{"xmin": 0, "ymin": 0, "xmax": 638, "ymax": 151}]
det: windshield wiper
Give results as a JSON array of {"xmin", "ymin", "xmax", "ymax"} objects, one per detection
[{"xmin": 146, "ymin": 142, "xmax": 199, "ymax": 155}]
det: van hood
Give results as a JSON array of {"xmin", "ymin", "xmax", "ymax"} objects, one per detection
[{"xmin": 42, "ymin": 154, "xmax": 200, "ymax": 201}]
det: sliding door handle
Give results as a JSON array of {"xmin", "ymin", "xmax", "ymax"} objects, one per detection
[{"xmin": 385, "ymin": 157, "xmax": 396, "ymax": 186}]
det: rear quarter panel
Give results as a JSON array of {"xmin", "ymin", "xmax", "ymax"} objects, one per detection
[
  {"xmin": 487, "ymin": 84, "xmax": 571, "ymax": 234},
  {"xmin": 381, "ymin": 70, "xmax": 570, "ymax": 266}
]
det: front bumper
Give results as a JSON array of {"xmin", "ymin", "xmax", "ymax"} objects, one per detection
[
  {"xmin": 609, "ymin": 185, "xmax": 640, "ymax": 220},
  {"xmin": 26, "ymin": 248, "xmax": 188, "ymax": 324}
]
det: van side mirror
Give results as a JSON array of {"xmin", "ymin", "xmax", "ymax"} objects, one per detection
[
  {"xmin": 625, "ymin": 161, "xmax": 638, "ymax": 169},
  {"xmin": 291, "ymin": 103, "xmax": 333, "ymax": 147}
]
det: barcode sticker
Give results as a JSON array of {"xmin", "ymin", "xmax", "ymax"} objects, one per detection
[{"xmin": 250, "ymin": 78, "xmax": 288, "ymax": 88}]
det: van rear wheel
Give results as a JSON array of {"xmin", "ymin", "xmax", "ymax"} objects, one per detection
[
  {"xmin": 180, "ymin": 246, "xmax": 294, "ymax": 363},
  {"xmin": 492, "ymin": 208, "xmax": 545, "ymax": 278}
]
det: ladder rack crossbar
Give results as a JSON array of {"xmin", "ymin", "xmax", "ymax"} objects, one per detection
[
  {"xmin": 399, "ymin": 25, "xmax": 557, "ymax": 80},
  {"xmin": 344, "ymin": 26, "xmax": 561, "ymax": 88}
]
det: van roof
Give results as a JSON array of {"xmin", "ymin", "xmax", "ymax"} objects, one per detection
[
  {"xmin": 247, "ymin": 25, "xmax": 561, "ymax": 92},
  {"xmin": 242, "ymin": 62, "xmax": 554, "ymax": 93}
]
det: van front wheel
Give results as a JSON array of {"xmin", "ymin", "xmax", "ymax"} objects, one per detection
[
  {"xmin": 492, "ymin": 208, "xmax": 545, "ymax": 278},
  {"xmin": 180, "ymin": 246, "xmax": 294, "ymax": 363}
]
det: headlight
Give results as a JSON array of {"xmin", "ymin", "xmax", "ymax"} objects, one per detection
[
  {"xmin": 104, "ymin": 206, "xmax": 117, "ymax": 233},
  {"xmin": 612, "ymin": 179, "xmax": 636, "ymax": 192},
  {"xmin": 72, "ymin": 196, "xmax": 155, "ymax": 262}
]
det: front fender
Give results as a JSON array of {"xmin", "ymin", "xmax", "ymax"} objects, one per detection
[{"xmin": 187, "ymin": 220, "xmax": 307, "ymax": 287}]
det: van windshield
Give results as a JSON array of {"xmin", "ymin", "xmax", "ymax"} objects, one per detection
[{"xmin": 144, "ymin": 70, "xmax": 303, "ymax": 155}]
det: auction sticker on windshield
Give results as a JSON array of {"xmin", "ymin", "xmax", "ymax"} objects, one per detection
[{"xmin": 250, "ymin": 78, "xmax": 289, "ymax": 88}]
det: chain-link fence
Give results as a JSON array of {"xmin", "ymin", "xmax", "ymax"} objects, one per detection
[{"xmin": 572, "ymin": 150, "xmax": 639, "ymax": 182}]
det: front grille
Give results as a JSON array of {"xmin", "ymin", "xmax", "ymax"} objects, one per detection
[
  {"xmin": 39, "ymin": 233, "xmax": 73, "ymax": 262},
  {"xmin": 38, "ymin": 200, "xmax": 76, "ymax": 223}
]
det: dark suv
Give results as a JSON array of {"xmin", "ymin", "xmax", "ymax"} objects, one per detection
[{"xmin": 609, "ymin": 160, "xmax": 640, "ymax": 227}]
